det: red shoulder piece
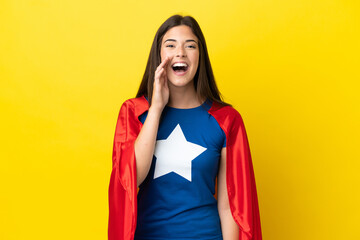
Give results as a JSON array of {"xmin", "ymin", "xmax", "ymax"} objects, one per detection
[
  {"xmin": 209, "ymin": 102, "xmax": 262, "ymax": 240},
  {"xmin": 108, "ymin": 96, "xmax": 148, "ymax": 240}
]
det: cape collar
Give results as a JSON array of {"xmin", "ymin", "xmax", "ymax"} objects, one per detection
[{"xmin": 135, "ymin": 95, "xmax": 224, "ymax": 118}]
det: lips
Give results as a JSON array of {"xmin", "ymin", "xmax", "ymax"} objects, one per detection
[{"xmin": 171, "ymin": 62, "xmax": 189, "ymax": 74}]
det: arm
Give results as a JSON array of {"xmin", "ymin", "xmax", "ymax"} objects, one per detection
[
  {"xmin": 210, "ymin": 107, "xmax": 262, "ymax": 239},
  {"xmin": 218, "ymin": 147, "xmax": 239, "ymax": 240},
  {"xmin": 134, "ymin": 56, "xmax": 171, "ymax": 187},
  {"xmin": 134, "ymin": 107, "xmax": 162, "ymax": 186}
]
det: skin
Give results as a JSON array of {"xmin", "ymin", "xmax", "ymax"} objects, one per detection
[
  {"xmin": 160, "ymin": 25, "xmax": 200, "ymax": 108},
  {"xmin": 218, "ymin": 148, "xmax": 240, "ymax": 239},
  {"xmin": 134, "ymin": 25, "xmax": 239, "ymax": 239}
]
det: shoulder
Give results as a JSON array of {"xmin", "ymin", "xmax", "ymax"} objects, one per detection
[
  {"xmin": 209, "ymin": 103, "xmax": 249, "ymax": 146},
  {"xmin": 209, "ymin": 103, "xmax": 248, "ymax": 138},
  {"xmin": 120, "ymin": 96, "xmax": 148, "ymax": 108},
  {"xmin": 209, "ymin": 103, "xmax": 245, "ymax": 127},
  {"xmin": 118, "ymin": 96, "xmax": 149, "ymax": 118}
]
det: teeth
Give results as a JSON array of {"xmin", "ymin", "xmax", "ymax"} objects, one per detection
[{"xmin": 172, "ymin": 62, "xmax": 188, "ymax": 67}]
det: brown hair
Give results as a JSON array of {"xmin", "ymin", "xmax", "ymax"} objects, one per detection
[{"xmin": 136, "ymin": 14, "xmax": 230, "ymax": 107}]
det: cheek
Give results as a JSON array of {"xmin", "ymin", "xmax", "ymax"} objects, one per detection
[
  {"xmin": 160, "ymin": 48, "xmax": 166, "ymax": 62},
  {"xmin": 160, "ymin": 48, "xmax": 174, "ymax": 62},
  {"xmin": 193, "ymin": 53, "xmax": 200, "ymax": 70}
]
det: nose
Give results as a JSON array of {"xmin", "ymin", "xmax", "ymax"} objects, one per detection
[{"xmin": 176, "ymin": 46, "xmax": 186, "ymax": 57}]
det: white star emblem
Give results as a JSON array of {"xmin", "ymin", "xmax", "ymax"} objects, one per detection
[{"xmin": 153, "ymin": 124, "xmax": 207, "ymax": 181}]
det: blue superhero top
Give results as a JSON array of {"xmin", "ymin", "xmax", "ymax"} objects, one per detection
[{"xmin": 134, "ymin": 99, "xmax": 226, "ymax": 240}]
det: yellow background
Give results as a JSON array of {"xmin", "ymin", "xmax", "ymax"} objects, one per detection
[{"xmin": 1, "ymin": 0, "xmax": 359, "ymax": 239}]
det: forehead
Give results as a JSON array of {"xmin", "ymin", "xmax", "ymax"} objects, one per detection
[{"xmin": 162, "ymin": 25, "xmax": 198, "ymax": 42}]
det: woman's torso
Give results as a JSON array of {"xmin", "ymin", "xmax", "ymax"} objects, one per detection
[{"xmin": 134, "ymin": 100, "xmax": 226, "ymax": 240}]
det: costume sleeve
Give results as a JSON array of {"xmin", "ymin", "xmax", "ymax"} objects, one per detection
[
  {"xmin": 226, "ymin": 112, "xmax": 262, "ymax": 240},
  {"xmin": 108, "ymin": 100, "xmax": 138, "ymax": 240}
]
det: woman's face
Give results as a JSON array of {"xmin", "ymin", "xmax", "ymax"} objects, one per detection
[{"xmin": 160, "ymin": 25, "xmax": 199, "ymax": 88}]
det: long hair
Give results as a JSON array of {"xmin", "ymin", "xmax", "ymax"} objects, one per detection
[{"xmin": 136, "ymin": 15, "xmax": 230, "ymax": 107}]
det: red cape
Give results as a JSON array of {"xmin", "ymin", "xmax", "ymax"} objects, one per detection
[{"xmin": 108, "ymin": 96, "xmax": 262, "ymax": 240}]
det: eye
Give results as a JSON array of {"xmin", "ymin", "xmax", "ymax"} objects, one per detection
[
  {"xmin": 166, "ymin": 44, "xmax": 175, "ymax": 48},
  {"xmin": 186, "ymin": 45, "xmax": 197, "ymax": 49}
]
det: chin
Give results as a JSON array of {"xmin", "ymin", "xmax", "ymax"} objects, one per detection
[{"xmin": 168, "ymin": 76, "xmax": 194, "ymax": 88}]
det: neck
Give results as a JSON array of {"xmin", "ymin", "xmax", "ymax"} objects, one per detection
[{"xmin": 167, "ymin": 82, "xmax": 203, "ymax": 109}]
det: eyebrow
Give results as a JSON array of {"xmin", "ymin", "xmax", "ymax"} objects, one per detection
[{"xmin": 163, "ymin": 39, "xmax": 198, "ymax": 44}]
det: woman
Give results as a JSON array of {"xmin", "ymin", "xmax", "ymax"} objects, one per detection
[{"xmin": 108, "ymin": 15, "xmax": 262, "ymax": 240}]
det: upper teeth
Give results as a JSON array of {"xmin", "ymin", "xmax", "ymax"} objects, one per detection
[{"xmin": 172, "ymin": 63, "xmax": 188, "ymax": 67}]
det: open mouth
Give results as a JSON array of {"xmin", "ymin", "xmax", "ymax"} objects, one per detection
[{"xmin": 171, "ymin": 62, "xmax": 189, "ymax": 73}]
